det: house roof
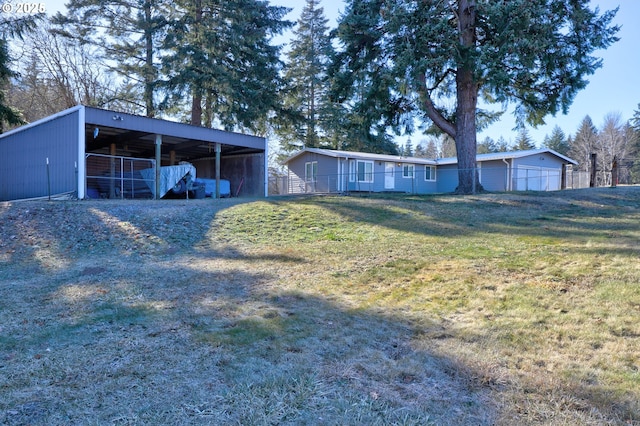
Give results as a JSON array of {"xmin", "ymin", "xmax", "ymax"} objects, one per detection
[
  {"xmin": 436, "ymin": 148, "xmax": 578, "ymax": 165},
  {"xmin": 285, "ymin": 147, "xmax": 577, "ymax": 166},
  {"xmin": 285, "ymin": 148, "xmax": 437, "ymax": 165}
]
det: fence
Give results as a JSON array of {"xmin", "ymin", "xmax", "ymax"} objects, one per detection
[
  {"xmin": 271, "ymin": 166, "xmax": 597, "ymax": 196},
  {"xmin": 86, "ymin": 154, "xmax": 155, "ymax": 199}
]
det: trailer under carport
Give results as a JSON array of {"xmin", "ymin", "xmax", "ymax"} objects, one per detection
[{"xmin": 0, "ymin": 106, "xmax": 268, "ymax": 201}]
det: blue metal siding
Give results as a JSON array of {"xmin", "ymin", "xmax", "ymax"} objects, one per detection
[
  {"xmin": 512, "ymin": 153, "xmax": 564, "ymax": 191},
  {"xmin": 514, "ymin": 152, "xmax": 564, "ymax": 169},
  {"xmin": 479, "ymin": 160, "xmax": 508, "ymax": 191},
  {"xmin": 288, "ymin": 152, "xmax": 341, "ymax": 193},
  {"xmin": 0, "ymin": 110, "xmax": 80, "ymax": 201},
  {"xmin": 437, "ymin": 166, "xmax": 459, "ymax": 193}
]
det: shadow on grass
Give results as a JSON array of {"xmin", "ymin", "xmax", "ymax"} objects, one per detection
[
  {"xmin": 300, "ymin": 187, "xmax": 640, "ymax": 256},
  {"xmin": 0, "ymin": 253, "xmax": 495, "ymax": 425},
  {"xmin": 1, "ymin": 190, "xmax": 638, "ymax": 424}
]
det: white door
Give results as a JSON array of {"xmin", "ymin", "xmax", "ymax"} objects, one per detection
[{"xmin": 385, "ymin": 162, "xmax": 395, "ymax": 190}]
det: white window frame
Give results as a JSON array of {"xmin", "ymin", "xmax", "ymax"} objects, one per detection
[
  {"xmin": 349, "ymin": 160, "xmax": 356, "ymax": 182},
  {"xmin": 402, "ymin": 164, "xmax": 415, "ymax": 178},
  {"xmin": 424, "ymin": 166, "xmax": 436, "ymax": 182},
  {"xmin": 356, "ymin": 160, "xmax": 374, "ymax": 183},
  {"xmin": 305, "ymin": 161, "xmax": 317, "ymax": 182}
]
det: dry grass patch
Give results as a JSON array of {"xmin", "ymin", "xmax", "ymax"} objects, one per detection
[{"xmin": 1, "ymin": 188, "xmax": 639, "ymax": 424}]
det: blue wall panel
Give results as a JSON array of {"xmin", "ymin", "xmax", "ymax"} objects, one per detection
[{"xmin": 0, "ymin": 110, "xmax": 79, "ymax": 201}]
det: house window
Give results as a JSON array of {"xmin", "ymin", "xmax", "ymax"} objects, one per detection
[
  {"xmin": 305, "ymin": 161, "xmax": 317, "ymax": 182},
  {"xmin": 349, "ymin": 160, "xmax": 374, "ymax": 183},
  {"xmin": 424, "ymin": 166, "xmax": 436, "ymax": 181},
  {"xmin": 402, "ymin": 164, "xmax": 414, "ymax": 178}
]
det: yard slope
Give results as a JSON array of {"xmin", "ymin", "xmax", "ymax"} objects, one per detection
[{"xmin": 1, "ymin": 188, "xmax": 638, "ymax": 425}]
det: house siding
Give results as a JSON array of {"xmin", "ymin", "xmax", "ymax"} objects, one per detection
[
  {"xmin": 0, "ymin": 110, "xmax": 80, "ymax": 201},
  {"xmin": 285, "ymin": 148, "xmax": 574, "ymax": 195},
  {"xmin": 436, "ymin": 165, "xmax": 459, "ymax": 193},
  {"xmin": 512, "ymin": 153, "xmax": 565, "ymax": 191},
  {"xmin": 288, "ymin": 152, "xmax": 341, "ymax": 193},
  {"xmin": 479, "ymin": 160, "xmax": 508, "ymax": 192}
]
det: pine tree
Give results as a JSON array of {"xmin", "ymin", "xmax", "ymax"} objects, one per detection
[
  {"xmin": 495, "ymin": 136, "xmax": 511, "ymax": 152},
  {"xmin": 402, "ymin": 139, "xmax": 414, "ymax": 156},
  {"xmin": 1, "ymin": 14, "xmax": 41, "ymax": 132},
  {"xmin": 279, "ymin": 0, "xmax": 334, "ymax": 150},
  {"xmin": 163, "ymin": 0, "xmax": 291, "ymax": 130},
  {"xmin": 543, "ymin": 125, "xmax": 570, "ymax": 156},
  {"xmin": 514, "ymin": 128, "xmax": 536, "ymax": 150},
  {"xmin": 53, "ymin": 0, "xmax": 169, "ymax": 117},
  {"xmin": 477, "ymin": 136, "xmax": 498, "ymax": 154},
  {"xmin": 569, "ymin": 116, "xmax": 598, "ymax": 172}
]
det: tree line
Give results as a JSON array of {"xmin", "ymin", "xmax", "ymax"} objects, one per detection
[{"xmin": 1, "ymin": 0, "xmax": 625, "ymax": 192}]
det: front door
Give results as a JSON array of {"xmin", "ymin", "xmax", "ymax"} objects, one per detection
[{"xmin": 385, "ymin": 162, "xmax": 395, "ymax": 190}]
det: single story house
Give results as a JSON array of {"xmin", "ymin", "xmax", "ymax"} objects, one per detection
[
  {"xmin": 0, "ymin": 106, "xmax": 268, "ymax": 201},
  {"xmin": 284, "ymin": 148, "xmax": 577, "ymax": 194}
]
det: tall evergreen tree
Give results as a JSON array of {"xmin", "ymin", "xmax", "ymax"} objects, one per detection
[
  {"xmin": 402, "ymin": 139, "xmax": 414, "ymax": 156},
  {"xmin": 332, "ymin": 0, "xmax": 619, "ymax": 193},
  {"xmin": 569, "ymin": 115, "xmax": 598, "ymax": 171},
  {"xmin": 543, "ymin": 125, "xmax": 570, "ymax": 156},
  {"xmin": 54, "ymin": 0, "xmax": 168, "ymax": 117},
  {"xmin": 495, "ymin": 136, "xmax": 511, "ymax": 152},
  {"xmin": 163, "ymin": 0, "xmax": 291, "ymax": 130},
  {"xmin": 514, "ymin": 128, "xmax": 536, "ymax": 150},
  {"xmin": 477, "ymin": 136, "xmax": 497, "ymax": 154},
  {"xmin": 280, "ymin": 0, "xmax": 334, "ymax": 150}
]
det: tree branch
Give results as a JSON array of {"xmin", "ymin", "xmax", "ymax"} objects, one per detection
[{"xmin": 419, "ymin": 74, "xmax": 456, "ymax": 139}]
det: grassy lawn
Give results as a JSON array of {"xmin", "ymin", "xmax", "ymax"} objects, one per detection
[{"xmin": 1, "ymin": 187, "xmax": 638, "ymax": 424}]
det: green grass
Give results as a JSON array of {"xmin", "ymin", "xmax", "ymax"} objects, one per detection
[{"xmin": 1, "ymin": 188, "xmax": 639, "ymax": 424}]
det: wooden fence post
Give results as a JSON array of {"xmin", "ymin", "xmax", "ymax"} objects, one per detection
[{"xmin": 589, "ymin": 153, "xmax": 597, "ymax": 188}]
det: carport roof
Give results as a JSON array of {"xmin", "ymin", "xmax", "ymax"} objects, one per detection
[
  {"xmin": 1, "ymin": 105, "xmax": 266, "ymax": 162},
  {"xmin": 83, "ymin": 106, "xmax": 266, "ymax": 161}
]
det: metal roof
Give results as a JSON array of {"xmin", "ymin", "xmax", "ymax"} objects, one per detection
[
  {"xmin": 285, "ymin": 147, "xmax": 577, "ymax": 166},
  {"xmin": 1, "ymin": 106, "xmax": 267, "ymax": 162},
  {"xmin": 435, "ymin": 148, "xmax": 578, "ymax": 165},
  {"xmin": 285, "ymin": 148, "xmax": 437, "ymax": 165}
]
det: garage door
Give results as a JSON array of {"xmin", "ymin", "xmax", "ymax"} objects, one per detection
[{"xmin": 515, "ymin": 166, "xmax": 561, "ymax": 191}]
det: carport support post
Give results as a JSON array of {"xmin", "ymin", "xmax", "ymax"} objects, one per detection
[
  {"xmin": 215, "ymin": 143, "xmax": 221, "ymax": 199},
  {"xmin": 110, "ymin": 143, "xmax": 117, "ymax": 198},
  {"xmin": 155, "ymin": 135, "xmax": 162, "ymax": 199}
]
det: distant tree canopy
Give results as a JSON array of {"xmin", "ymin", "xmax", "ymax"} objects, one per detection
[
  {"xmin": 53, "ymin": 0, "xmax": 291, "ymax": 131},
  {"xmin": 1, "ymin": 14, "xmax": 42, "ymax": 132}
]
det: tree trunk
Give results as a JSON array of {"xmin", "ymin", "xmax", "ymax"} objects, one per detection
[
  {"xmin": 454, "ymin": 0, "xmax": 479, "ymax": 194},
  {"xmin": 192, "ymin": 91, "xmax": 202, "ymax": 126},
  {"xmin": 190, "ymin": 0, "xmax": 203, "ymax": 126},
  {"xmin": 143, "ymin": 1, "xmax": 155, "ymax": 117}
]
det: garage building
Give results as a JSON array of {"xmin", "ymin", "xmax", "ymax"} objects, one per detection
[{"xmin": 0, "ymin": 106, "xmax": 268, "ymax": 201}]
